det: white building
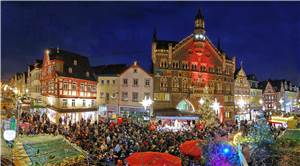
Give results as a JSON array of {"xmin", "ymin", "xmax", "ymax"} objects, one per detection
[{"xmin": 118, "ymin": 61, "xmax": 153, "ymax": 121}]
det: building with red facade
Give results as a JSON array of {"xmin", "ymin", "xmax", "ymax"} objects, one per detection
[
  {"xmin": 41, "ymin": 48, "xmax": 97, "ymax": 122},
  {"xmin": 152, "ymin": 10, "xmax": 236, "ymax": 123}
]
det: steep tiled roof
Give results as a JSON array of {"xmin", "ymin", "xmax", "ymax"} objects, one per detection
[
  {"xmin": 258, "ymin": 81, "xmax": 268, "ymax": 90},
  {"xmin": 156, "ymin": 40, "xmax": 178, "ymax": 49},
  {"xmin": 92, "ymin": 64, "xmax": 127, "ymax": 76},
  {"xmin": 247, "ymin": 74, "xmax": 258, "ymax": 81},
  {"xmin": 47, "ymin": 48, "xmax": 96, "ymax": 81},
  {"xmin": 270, "ymin": 80, "xmax": 282, "ymax": 92}
]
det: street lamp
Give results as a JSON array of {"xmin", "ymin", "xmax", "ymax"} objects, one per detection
[
  {"xmin": 259, "ymin": 99, "xmax": 263, "ymax": 105},
  {"xmin": 25, "ymin": 88, "xmax": 29, "ymax": 94}
]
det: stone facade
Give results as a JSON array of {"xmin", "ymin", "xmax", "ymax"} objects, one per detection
[{"xmin": 152, "ymin": 10, "xmax": 235, "ymax": 123}]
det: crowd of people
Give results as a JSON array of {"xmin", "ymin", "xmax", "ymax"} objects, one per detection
[{"xmin": 18, "ymin": 111, "xmax": 237, "ymax": 165}]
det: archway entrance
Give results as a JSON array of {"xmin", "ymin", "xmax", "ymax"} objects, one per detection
[{"xmin": 176, "ymin": 99, "xmax": 195, "ymax": 112}]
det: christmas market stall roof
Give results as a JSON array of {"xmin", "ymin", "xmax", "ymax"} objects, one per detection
[
  {"xmin": 47, "ymin": 48, "xmax": 96, "ymax": 81},
  {"xmin": 13, "ymin": 135, "xmax": 87, "ymax": 166},
  {"xmin": 48, "ymin": 106, "xmax": 97, "ymax": 113},
  {"xmin": 154, "ymin": 108, "xmax": 199, "ymax": 120}
]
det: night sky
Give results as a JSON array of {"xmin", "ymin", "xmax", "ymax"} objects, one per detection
[{"xmin": 2, "ymin": 2, "xmax": 300, "ymax": 85}]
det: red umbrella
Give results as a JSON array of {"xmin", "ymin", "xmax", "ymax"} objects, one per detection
[
  {"xmin": 19, "ymin": 122, "xmax": 31, "ymax": 129},
  {"xmin": 126, "ymin": 152, "xmax": 181, "ymax": 166},
  {"xmin": 179, "ymin": 140, "xmax": 205, "ymax": 159}
]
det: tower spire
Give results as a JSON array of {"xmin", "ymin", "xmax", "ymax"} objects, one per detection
[
  {"xmin": 152, "ymin": 28, "xmax": 157, "ymax": 42},
  {"xmin": 217, "ymin": 38, "xmax": 222, "ymax": 51},
  {"xmin": 194, "ymin": 8, "xmax": 205, "ymax": 34}
]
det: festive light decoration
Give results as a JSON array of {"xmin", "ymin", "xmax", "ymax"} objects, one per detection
[
  {"xmin": 237, "ymin": 98, "xmax": 246, "ymax": 109},
  {"xmin": 279, "ymin": 98, "xmax": 284, "ymax": 105},
  {"xmin": 199, "ymin": 98, "xmax": 205, "ymax": 105},
  {"xmin": 203, "ymin": 141, "xmax": 240, "ymax": 166},
  {"xmin": 210, "ymin": 98, "xmax": 222, "ymax": 115},
  {"xmin": 140, "ymin": 96, "xmax": 153, "ymax": 110}
]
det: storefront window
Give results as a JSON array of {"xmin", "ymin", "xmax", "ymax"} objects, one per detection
[
  {"xmin": 72, "ymin": 99, "xmax": 75, "ymax": 107},
  {"xmin": 63, "ymin": 99, "xmax": 67, "ymax": 107},
  {"xmin": 83, "ymin": 100, "xmax": 86, "ymax": 107}
]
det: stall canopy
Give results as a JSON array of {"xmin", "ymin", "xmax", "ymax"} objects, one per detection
[
  {"xmin": 13, "ymin": 135, "xmax": 87, "ymax": 165},
  {"xmin": 154, "ymin": 108, "xmax": 199, "ymax": 120},
  {"xmin": 126, "ymin": 152, "xmax": 181, "ymax": 166}
]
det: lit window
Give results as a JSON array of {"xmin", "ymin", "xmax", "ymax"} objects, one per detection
[
  {"xmin": 80, "ymin": 83, "xmax": 84, "ymax": 91},
  {"xmin": 145, "ymin": 79, "xmax": 150, "ymax": 87},
  {"xmin": 122, "ymin": 92, "xmax": 128, "ymax": 101},
  {"xmin": 133, "ymin": 79, "xmax": 138, "ymax": 86},
  {"xmin": 86, "ymin": 72, "xmax": 90, "ymax": 77},
  {"xmin": 100, "ymin": 92, "xmax": 105, "ymax": 98},
  {"xmin": 72, "ymin": 99, "xmax": 75, "ymax": 107},
  {"xmin": 82, "ymin": 100, "xmax": 86, "ymax": 107},
  {"xmin": 71, "ymin": 83, "xmax": 76, "ymax": 90},
  {"xmin": 132, "ymin": 92, "xmax": 138, "ymax": 102},
  {"xmin": 63, "ymin": 82, "xmax": 68, "ymax": 90},
  {"xmin": 68, "ymin": 67, "xmax": 72, "ymax": 73},
  {"xmin": 63, "ymin": 99, "xmax": 67, "ymax": 107},
  {"xmin": 74, "ymin": 60, "xmax": 77, "ymax": 66}
]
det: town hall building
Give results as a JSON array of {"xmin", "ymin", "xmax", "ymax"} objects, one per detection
[{"xmin": 151, "ymin": 9, "xmax": 236, "ymax": 123}]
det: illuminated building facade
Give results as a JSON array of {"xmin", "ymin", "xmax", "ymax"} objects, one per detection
[
  {"xmin": 269, "ymin": 80, "xmax": 298, "ymax": 113},
  {"xmin": 152, "ymin": 10, "xmax": 236, "ymax": 123},
  {"xmin": 27, "ymin": 59, "xmax": 43, "ymax": 103},
  {"xmin": 41, "ymin": 48, "xmax": 97, "ymax": 122},
  {"xmin": 234, "ymin": 67, "xmax": 251, "ymax": 121},
  {"xmin": 260, "ymin": 81, "xmax": 277, "ymax": 113},
  {"xmin": 93, "ymin": 64, "xmax": 127, "ymax": 118},
  {"xmin": 118, "ymin": 61, "xmax": 153, "ymax": 121},
  {"xmin": 247, "ymin": 74, "xmax": 263, "ymax": 111},
  {"xmin": 13, "ymin": 72, "xmax": 28, "ymax": 96}
]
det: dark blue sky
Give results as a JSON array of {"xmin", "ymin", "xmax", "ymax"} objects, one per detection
[{"xmin": 2, "ymin": 2, "xmax": 300, "ymax": 85}]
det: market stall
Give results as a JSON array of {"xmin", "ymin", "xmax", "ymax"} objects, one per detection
[
  {"xmin": 269, "ymin": 116, "xmax": 297, "ymax": 129},
  {"xmin": 13, "ymin": 135, "xmax": 87, "ymax": 166}
]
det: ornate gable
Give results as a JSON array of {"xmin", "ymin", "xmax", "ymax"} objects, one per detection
[{"xmin": 172, "ymin": 36, "xmax": 224, "ymax": 68}]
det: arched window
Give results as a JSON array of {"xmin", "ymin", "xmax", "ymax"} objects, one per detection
[
  {"xmin": 172, "ymin": 77, "xmax": 179, "ymax": 88},
  {"xmin": 176, "ymin": 99, "xmax": 195, "ymax": 112}
]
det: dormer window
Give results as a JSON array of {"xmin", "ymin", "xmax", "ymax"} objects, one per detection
[
  {"xmin": 74, "ymin": 60, "xmax": 77, "ymax": 66},
  {"xmin": 68, "ymin": 67, "xmax": 72, "ymax": 73},
  {"xmin": 86, "ymin": 71, "xmax": 90, "ymax": 77},
  {"xmin": 133, "ymin": 69, "xmax": 137, "ymax": 73}
]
